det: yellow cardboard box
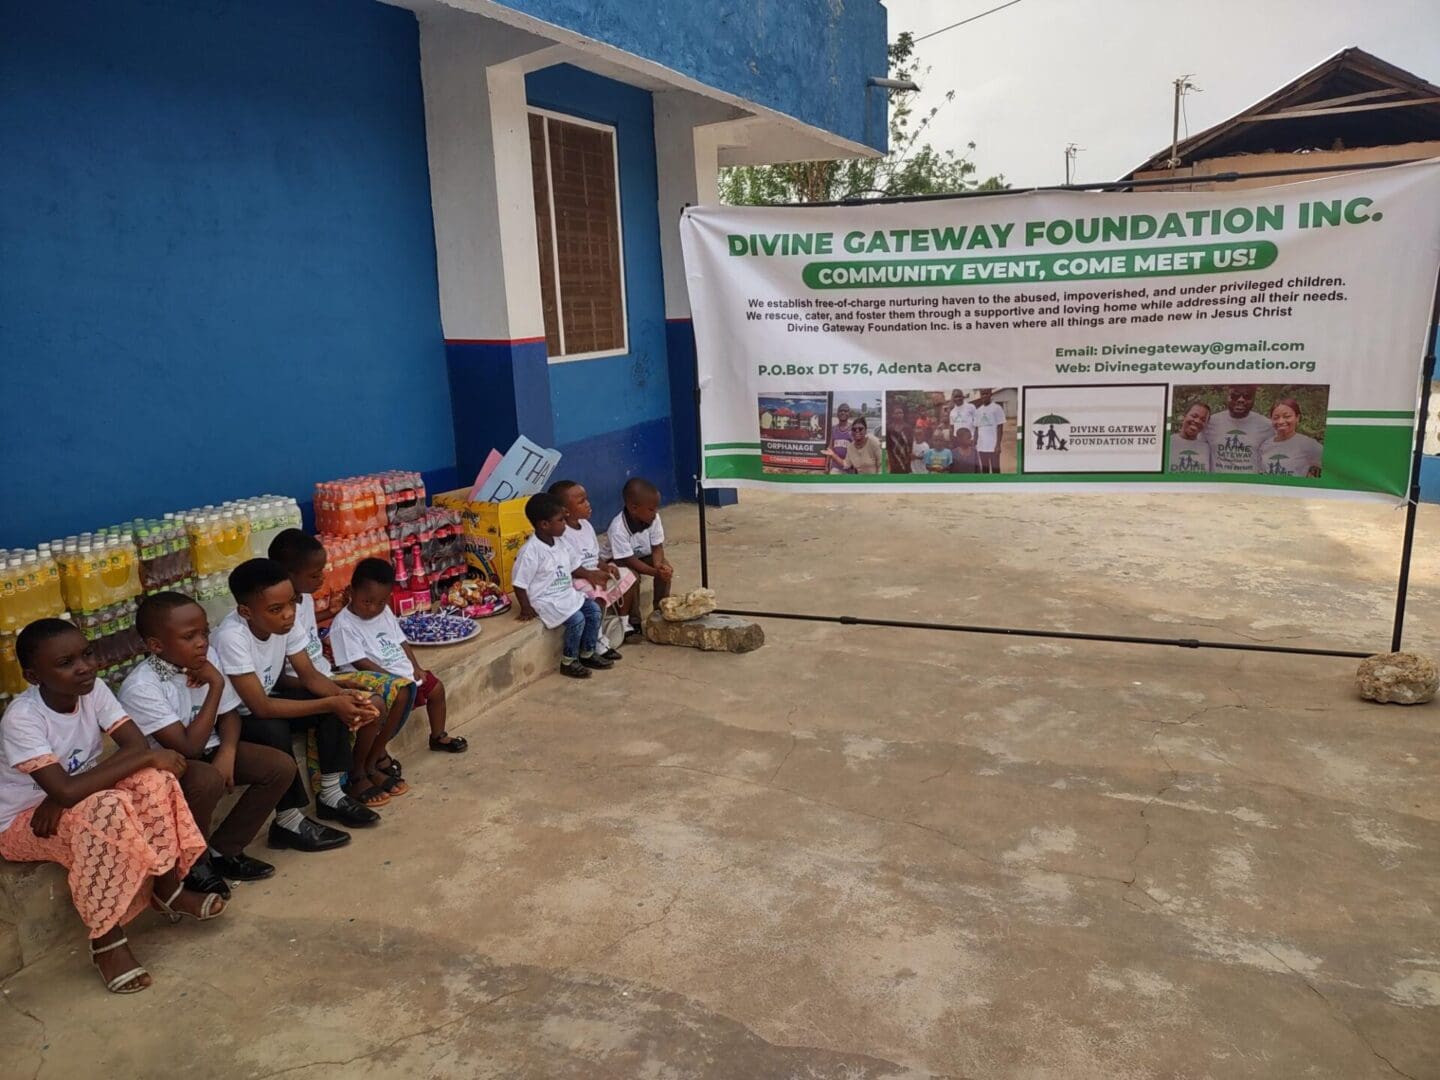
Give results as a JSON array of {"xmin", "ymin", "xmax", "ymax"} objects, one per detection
[{"xmin": 433, "ymin": 489, "xmax": 533, "ymax": 594}]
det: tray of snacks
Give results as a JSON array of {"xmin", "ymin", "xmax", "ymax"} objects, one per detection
[
  {"xmin": 445, "ymin": 578, "xmax": 512, "ymax": 619},
  {"xmin": 399, "ymin": 611, "xmax": 480, "ymax": 647}
]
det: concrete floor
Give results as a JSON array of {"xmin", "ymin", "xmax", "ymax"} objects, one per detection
[{"xmin": 2, "ymin": 490, "xmax": 1439, "ymax": 1079}]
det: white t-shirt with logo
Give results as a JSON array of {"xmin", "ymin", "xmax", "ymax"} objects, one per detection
[
  {"xmin": 974, "ymin": 403, "xmax": 1006, "ymax": 453},
  {"xmin": 512, "ymin": 535, "xmax": 583, "ymax": 629},
  {"xmin": 1168, "ymin": 434, "xmax": 1213, "ymax": 473},
  {"xmin": 328, "ymin": 605, "xmax": 415, "ymax": 679},
  {"xmin": 213, "ymin": 609, "xmax": 309, "ymax": 708},
  {"xmin": 1256, "ymin": 433, "xmax": 1324, "ymax": 477},
  {"xmin": 0, "ymin": 683, "xmax": 131, "ymax": 832},
  {"xmin": 285, "ymin": 593, "xmax": 331, "ymax": 678},
  {"xmin": 605, "ymin": 511, "xmax": 665, "ymax": 560},
  {"xmin": 118, "ymin": 649, "xmax": 242, "ymax": 753},
  {"xmin": 559, "ymin": 519, "xmax": 604, "ymax": 571},
  {"xmin": 949, "ymin": 402, "xmax": 976, "ymax": 438},
  {"xmin": 1205, "ymin": 409, "xmax": 1273, "ymax": 473}
]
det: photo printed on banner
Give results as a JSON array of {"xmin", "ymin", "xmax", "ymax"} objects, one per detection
[
  {"xmin": 885, "ymin": 388, "xmax": 1018, "ymax": 474},
  {"xmin": 823, "ymin": 390, "xmax": 884, "ymax": 474},
  {"xmin": 1170, "ymin": 383, "xmax": 1330, "ymax": 477},
  {"xmin": 758, "ymin": 392, "xmax": 830, "ymax": 473},
  {"xmin": 1022, "ymin": 384, "xmax": 1168, "ymax": 474}
]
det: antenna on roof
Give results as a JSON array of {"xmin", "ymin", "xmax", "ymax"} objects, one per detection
[{"xmin": 1167, "ymin": 76, "xmax": 1202, "ymax": 170}]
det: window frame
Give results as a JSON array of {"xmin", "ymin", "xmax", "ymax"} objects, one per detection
[{"xmin": 528, "ymin": 106, "xmax": 630, "ymax": 364}]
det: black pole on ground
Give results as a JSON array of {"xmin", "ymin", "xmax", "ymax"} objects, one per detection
[
  {"xmin": 1389, "ymin": 266, "xmax": 1440, "ymax": 651},
  {"xmin": 695, "ymin": 384, "xmax": 710, "ymax": 589}
]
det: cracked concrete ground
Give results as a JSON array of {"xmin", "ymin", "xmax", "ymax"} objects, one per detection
[{"xmin": 2, "ymin": 490, "xmax": 1439, "ymax": 1079}]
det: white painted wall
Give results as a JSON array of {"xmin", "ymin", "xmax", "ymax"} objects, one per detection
[
  {"xmin": 417, "ymin": 11, "xmax": 556, "ymax": 340},
  {"xmin": 655, "ymin": 94, "xmax": 749, "ymax": 321}
]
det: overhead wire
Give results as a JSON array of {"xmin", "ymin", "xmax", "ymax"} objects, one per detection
[{"xmin": 912, "ymin": 0, "xmax": 1029, "ymax": 43}]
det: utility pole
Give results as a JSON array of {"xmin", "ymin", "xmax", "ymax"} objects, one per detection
[
  {"xmin": 1167, "ymin": 76, "xmax": 1200, "ymax": 169},
  {"xmin": 1063, "ymin": 143, "xmax": 1083, "ymax": 185}
]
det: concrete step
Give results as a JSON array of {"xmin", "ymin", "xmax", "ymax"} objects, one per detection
[{"xmin": 0, "ymin": 616, "xmax": 560, "ymax": 979}]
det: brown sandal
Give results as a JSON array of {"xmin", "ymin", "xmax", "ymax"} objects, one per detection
[{"xmin": 349, "ymin": 785, "xmax": 390, "ymax": 808}]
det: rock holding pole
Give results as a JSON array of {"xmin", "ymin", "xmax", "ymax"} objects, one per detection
[
  {"xmin": 644, "ymin": 611, "xmax": 764, "ymax": 653},
  {"xmin": 659, "ymin": 587, "xmax": 718, "ymax": 622},
  {"xmin": 1355, "ymin": 652, "xmax": 1438, "ymax": 705}
]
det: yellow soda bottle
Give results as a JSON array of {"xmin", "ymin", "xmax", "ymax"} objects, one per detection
[
  {"xmin": 0, "ymin": 557, "xmax": 16, "ymax": 632},
  {"xmin": 0, "ymin": 634, "xmax": 25, "ymax": 695}
]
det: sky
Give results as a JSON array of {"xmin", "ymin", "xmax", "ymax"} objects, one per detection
[{"xmin": 884, "ymin": 0, "xmax": 1440, "ymax": 187}]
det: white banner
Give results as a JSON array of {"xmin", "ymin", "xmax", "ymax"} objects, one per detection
[{"xmin": 681, "ymin": 160, "xmax": 1440, "ymax": 500}]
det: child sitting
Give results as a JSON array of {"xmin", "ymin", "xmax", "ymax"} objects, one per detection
[
  {"xmin": 269, "ymin": 531, "xmax": 448, "ymax": 800},
  {"xmin": 118, "ymin": 592, "xmax": 296, "ymax": 898},
  {"xmin": 548, "ymin": 478, "xmax": 627, "ymax": 661},
  {"xmin": 514, "ymin": 492, "xmax": 612, "ymax": 679},
  {"xmin": 604, "ymin": 478, "xmax": 674, "ymax": 639},
  {"xmin": 214, "ymin": 558, "xmax": 380, "ymax": 847},
  {"xmin": 0, "ymin": 619, "xmax": 216, "ymax": 994},
  {"xmin": 328, "ymin": 557, "xmax": 466, "ymax": 757}
]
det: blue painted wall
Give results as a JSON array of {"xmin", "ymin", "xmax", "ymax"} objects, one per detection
[
  {"xmin": 526, "ymin": 65, "xmax": 678, "ymax": 505},
  {"xmin": 0, "ymin": 0, "xmax": 452, "ymax": 547},
  {"xmin": 499, "ymin": 0, "xmax": 888, "ymax": 152}
]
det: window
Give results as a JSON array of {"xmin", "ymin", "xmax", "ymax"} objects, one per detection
[{"xmin": 528, "ymin": 110, "xmax": 627, "ymax": 361}]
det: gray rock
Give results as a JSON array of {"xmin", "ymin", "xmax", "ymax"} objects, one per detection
[
  {"xmin": 644, "ymin": 611, "xmax": 765, "ymax": 653},
  {"xmin": 1356, "ymin": 651, "xmax": 1438, "ymax": 705},
  {"xmin": 659, "ymin": 587, "xmax": 718, "ymax": 622}
]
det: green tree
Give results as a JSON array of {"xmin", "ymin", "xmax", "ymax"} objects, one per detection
[{"xmin": 719, "ymin": 33, "xmax": 1006, "ymax": 205}]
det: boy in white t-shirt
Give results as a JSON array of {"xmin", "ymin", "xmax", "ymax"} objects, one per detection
[
  {"xmin": 973, "ymin": 388, "xmax": 1007, "ymax": 474},
  {"xmin": 514, "ymin": 492, "xmax": 612, "ymax": 679},
  {"xmin": 604, "ymin": 477, "xmax": 674, "ymax": 639},
  {"xmin": 329, "ymin": 557, "xmax": 464, "ymax": 766},
  {"xmin": 270, "ymin": 531, "xmax": 455, "ymax": 802},
  {"xmin": 549, "ymin": 479, "xmax": 629, "ymax": 661},
  {"xmin": 120, "ymin": 592, "xmax": 296, "ymax": 896},
  {"xmin": 214, "ymin": 558, "xmax": 380, "ymax": 849}
]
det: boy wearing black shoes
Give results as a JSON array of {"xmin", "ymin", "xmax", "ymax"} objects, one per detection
[
  {"xmin": 119, "ymin": 592, "xmax": 296, "ymax": 895},
  {"xmin": 514, "ymin": 493, "xmax": 613, "ymax": 679},
  {"xmin": 214, "ymin": 559, "xmax": 381, "ymax": 849}
]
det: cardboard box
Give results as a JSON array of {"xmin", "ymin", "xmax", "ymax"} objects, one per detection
[{"xmin": 433, "ymin": 489, "xmax": 532, "ymax": 594}]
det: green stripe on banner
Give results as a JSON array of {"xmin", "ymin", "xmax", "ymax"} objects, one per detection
[
  {"xmin": 703, "ymin": 441, "xmax": 761, "ymax": 451},
  {"xmin": 1326, "ymin": 410, "xmax": 1416, "ymax": 419},
  {"xmin": 703, "ymin": 424, "xmax": 1413, "ymax": 497}
]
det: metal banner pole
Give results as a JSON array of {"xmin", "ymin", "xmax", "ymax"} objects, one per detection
[
  {"xmin": 695, "ymin": 382, "xmax": 710, "ymax": 589},
  {"xmin": 1389, "ymin": 267, "xmax": 1440, "ymax": 651}
]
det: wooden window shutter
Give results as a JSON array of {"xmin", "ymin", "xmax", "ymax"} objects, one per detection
[{"xmin": 528, "ymin": 114, "xmax": 562, "ymax": 356}]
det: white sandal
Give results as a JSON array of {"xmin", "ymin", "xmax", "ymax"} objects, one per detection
[
  {"xmin": 151, "ymin": 882, "xmax": 226, "ymax": 923},
  {"xmin": 90, "ymin": 937, "xmax": 149, "ymax": 994}
]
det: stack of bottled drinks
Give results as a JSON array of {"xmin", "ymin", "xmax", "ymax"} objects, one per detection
[
  {"xmin": 0, "ymin": 545, "xmax": 68, "ymax": 701},
  {"xmin": 132, "ymin": 518, "xmax": 195, "ymax": 594},
  {"xmin": 313, "ymin": 529, "xmax": 390, "ymax": 620},
  {"xmin": 51, "ymin": 528, "xmax": 146, "ymax": 688},
  {"xmin": 314, "ymin": 470, "xmax": 425, "ymax": 536}
]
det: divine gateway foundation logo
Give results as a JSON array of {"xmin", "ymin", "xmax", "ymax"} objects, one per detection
[{"xmin": 1022, "ymin": 384, "xmax": 1168, "ymax": 475}]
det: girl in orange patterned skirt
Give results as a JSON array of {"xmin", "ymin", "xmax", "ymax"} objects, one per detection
[{"xmin": 0, "ymin": 620, "xmax": 218, "ymax": 994}]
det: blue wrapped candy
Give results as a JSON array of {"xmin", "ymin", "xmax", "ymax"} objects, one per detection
[{"xmin": 399, "ymin": 612, "xmax": 478, "ymax": 646}]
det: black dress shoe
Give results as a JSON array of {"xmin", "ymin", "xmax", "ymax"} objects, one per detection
[
  {"xmin": 314, "ymin": 794, "xmax": 381, "ymax": 828},
  {"xmin": 600, "ymin": 649, "xmax": 623, "ymax": 662},
  {"xmin": 185, "ymin": 855, "xmax": 231, "ymax": 899},
  {"xmin": 267, "ymin": 817, "xmax": 351, "ymax": 852},
  {"xmin": 211, "ymin": 851, "xmax": 276, "ymax": 881},
  {"xmin": 579, "ymin": 653, "xmax": 614, "ymax": 670}
]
